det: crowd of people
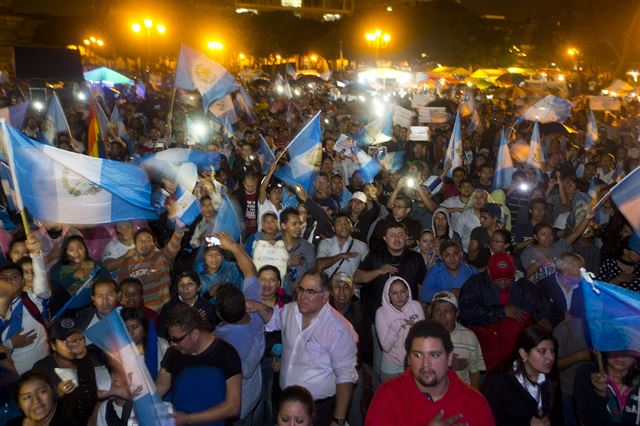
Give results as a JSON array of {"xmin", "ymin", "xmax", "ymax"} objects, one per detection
[{"xmin": 0, "ymin": 65, "xmax": 639, "ymax": 426}]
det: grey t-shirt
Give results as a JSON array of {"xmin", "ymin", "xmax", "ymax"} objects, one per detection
[
  {"xmin": 520, "ymin": 239, "xmax": 569, "ymax": 283},
  {"xmin": 553, "ymin": 317, "xmax": 589, "ymax": 395}
]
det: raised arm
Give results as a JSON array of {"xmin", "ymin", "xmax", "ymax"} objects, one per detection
[{"xmin": 215, "ymin": 232, "xmax": 257, "ymax": 278}]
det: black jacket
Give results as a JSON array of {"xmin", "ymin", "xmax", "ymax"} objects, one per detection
[
  {"xmin": 158, "ymin": 295, "xmax": 218, "ymax": 338},
  {"xmin": 481, "ymin": 369, "xmax": 560, "ymax": 426},
  {"xmin": 459, "ymin": 273, "xmax": 553, "ymax": 326}
]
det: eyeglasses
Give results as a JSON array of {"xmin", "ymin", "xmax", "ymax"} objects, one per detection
[
  {"xmin": 296, "ymin": 286, "xmax": 326, "ymax": 297},
  {"xmin": 168, "ymin": 328, "xmax": 194, "ymax": 344}
]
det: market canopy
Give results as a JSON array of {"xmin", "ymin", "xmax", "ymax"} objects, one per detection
[
  {"xmin": 84, "ymin": 67, "xmax": 135, "ymax": 86},
  {"xmin": 471, "ymin": 68, "xmax": 505, "ymax": 81},
  {"xmin": 603, "ymin": 79, "xmax": 634, "ymax": 96}
]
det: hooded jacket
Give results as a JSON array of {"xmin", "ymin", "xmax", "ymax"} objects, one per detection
[
  {"xmin": 432, "ymin": 207, "xmax": 454, "ymax": 240},
  {"xmin": 375, "ymin": 276, "xmax": 425, "ymax": 367}
]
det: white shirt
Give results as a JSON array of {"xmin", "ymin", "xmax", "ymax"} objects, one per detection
[
  {"xmin": 454, "ymin": 209, "xmax": 481, "ymax": 253},
  {"xmin": 317, "ymin": 236, "xmax": 369, "ymax": 278},
  {"xmin": 516, "ymin": 369, "xmax": 546, "ymax": 413},
  {"xmin": 0, "ymin": 255, "xmax": 49, "ymax": 374},
  {"xmin": 268, "ymin": 302, "xmax": 358, "ymax": 399},
  {"xmin": 102, "ymin": 239, "xmax": 134, "ymax": 261}
]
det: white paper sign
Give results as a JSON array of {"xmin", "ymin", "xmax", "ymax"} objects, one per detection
[
  {"xmin": 253, "ymin": 240, "xmax": 289, "ymax": 280},
  {"xmin": 333, "ymin": 134, "xmax": 353, "ymax": 155},
  {"xmin": 410, "ymin": 126, "xmax": 430, "ymax": 141},
  {"xmin": 411, "ymin": 93, "xmax": 434, "ymax": 108},
  {"xmin": 418, "ymin": 107, "xmax": 449, "ymax": 123},
  {"xmin": 393, "ymin": 105, "xmax": 413, "ymax": 128}
]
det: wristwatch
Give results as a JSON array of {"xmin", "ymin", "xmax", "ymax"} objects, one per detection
[{"xmin": 332, "ymin": 417, "xmax": 346, "ymax": 425}]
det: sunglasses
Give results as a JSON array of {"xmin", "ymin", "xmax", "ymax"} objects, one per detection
[{"xmin": 168, "ymin": 328, "xmax": 194, "ymax": 344}]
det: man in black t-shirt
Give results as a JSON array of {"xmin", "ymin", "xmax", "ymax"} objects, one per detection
[{"xmin": 156, "ymin": 305, "xmax": 242, "ymax": 425}]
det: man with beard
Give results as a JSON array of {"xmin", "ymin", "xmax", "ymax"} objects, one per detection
[{"xmin": 366, "ymin": 320, "xmax": 495, "ymax": 425}]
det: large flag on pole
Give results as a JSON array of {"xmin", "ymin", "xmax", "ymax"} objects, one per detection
[
  {"xmin": 494, "ymin": 128, "xmax": 514, "ymax": 189},
  {"xmin": 526, "ymin": 121, "xmax": 544, "ymax": 171},
  {"xmin": 2, "ymin": 121, "xmax": 157, "ymax": 224},
  {"xmin": 444, "ymin": 110, "xmax": 463, "ymax": 176},
  {"xmin": 606, "ymin": 164, "xmax": 640, "ymax": 235},
  {"xmin": 258, "ymin": 135, "xmax": 275, "ymax": 173},
  {"xmin": 42, "ymin": 93, "xmax": 71, "ymax": 146},
  {"xmin": 585, "ymin": 110, "xmax": 598, "ymax": 150},
  {"xmin": 579, "ymin": 269, "xmax": 640, "ymax": 352},
  {"xmin": 175, "ymin": 44, "xmax": 240, "ymax": 109},
  {"xmin": 85, "ymin": 308, "xmax": 174, "ymax": 426},
  {"xmin": 110, "ymin": 105, "xmax": 128, "ymax": 139},
  {"xmin": 274, "ymin": 112, "xmax": 322, "ymax": 193}
]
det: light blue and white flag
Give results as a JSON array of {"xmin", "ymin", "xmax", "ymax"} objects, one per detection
[
  {"xmin": 212, "ymin": 194, "xmax": 242, "ymax": 242},
  {"xmin": 584, "ymin": 110, "xmax": 598, "ymax": 150},
  {"xmin": 523, "ymin": 95, "xmax": 572, "ymax": 123},
  {"xmin": 467, "ymin": 109, "xmax": 481, "ymax": 133},
  {"xmin": 607, "ymin": 164, "xmax": 640, "ymax": 235},
  {"xmin": 274, "ymin": 112, "xmax": 322, "ymax": 193},
  {"xmin": 235, "ymin": 86, "xmax": 253, "ymax": 119},
  {"xmin": 53, "ymin": 267, "xmax": 102, "ymax": 320},
  {"xmin": 354, "ymin": 146, "xmax": 381, "ymax": 183},
  {"xmin": 2, "ymin": 122, "xmax": 158, "ymax": 224},
  {"xmin": 494, "ymin": 128, "xmax": 514, "ymax": 189},
  {"xmin": 85, "ymin": 308, "xmax": 174, "ymax": 426},
  {"xmin": 444, "ymin": 110, "xmax": 463, "ymax": 176},
  {"xmin": 110, "ymin": 105, "xmax": 128, "ymax": 139},
  {"xmin": 580, "ymin": 271, "xmax": 640, "ymax": 352},
  {"xmin": 378, "ymin": 150, "xmax": 404, "ymax": 172},
  {"xmin": 0, "ymin": 162, "xmax": 17, "ymax": 212},
  {"xmin": 172, "ymin": 185, "xmax": 201, "ymax": 226},
  {"xmin": 222, "ymin": 115, "xmax": 236, "ymax": 141},
  {"xmin": 526, "ymin": 121, "xmax": 544, "ymax": 172},
  {"xmin": 208, "ymin": 95, "xmax": 238, "ymax": 124},
  {"xmin": 0, "ymin": 101, "xmax": 29, "ymax": 130},
  {"xmin": 362, "ymin": 107, "xmax": 393, "ymax": 145},
  {"xmin": 286, "ymin": 63, "xmax": 297, "ymax": 80},
  {"xmin": 258, "ymin": 135, "xmax": 275, "ymax": 173},
  {"xmin": 94, "ymin": 103, "xmax": 110, "ymax": 142},
  {"xmin": 175, "ymin": 44, "xmax": 240, "ymax": 109},
  {"xmin": 136, "ymin": 148, "xmax": 222, "ymax": 175},
  {"xmin": 42, "ymin": 94, "xmax": 71, "ymax": 146}
]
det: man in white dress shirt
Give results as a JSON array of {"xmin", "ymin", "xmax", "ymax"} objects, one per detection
[{"xmin": 252, "ymin": 268, "xmax": 358, "ymax": 426}]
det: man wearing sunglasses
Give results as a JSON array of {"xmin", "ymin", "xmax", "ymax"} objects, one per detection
[{"xmin": 249, "ymin": 268, "xmax": 358, "ymax": 426}]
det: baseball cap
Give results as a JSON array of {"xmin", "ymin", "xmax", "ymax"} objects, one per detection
[
  {"xmin": 487, "ymin": 252, "xmax": 515, "ymax": 281},
  {"xmin": 331, "ymin": 272, "xmax": 353, "ymax": 287},
  {"xmin": 351, "ymin": 191, "xmax": 367, "ymax": 204},
  {"xmin": 49, "ymin": 318, "xmax": 82, "ymax": 342},
  {"xmin": 480, "ymin": 203, "xmax": 502, "ymax": 221},
  {"xmin": 431, "ymin": 291, "xmax": 458, "ymax": 310}
]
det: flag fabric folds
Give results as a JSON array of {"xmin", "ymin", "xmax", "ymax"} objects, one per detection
[
  {"xmin": 0, "ymin": 101, "xmax": 28, "ymax": 130},
  {"xmin": 526, "ymin": 121, "xmax": 544, "ymax": 172},
  {"xmin": 53, "ymin": 267, "xmax": 102, "ymax": 320},
  {"xmin": 136, "ymin": 148, "xmax": 222, "ymax": 174},
  {"xmin": 585, "ymin": 110, "xmax": 598, "ymax": 150},
  {"xmin": 110, "ymin": 105, "xmax": 128, "ymax": 139},
  {"xmin": 580, "ymin": 274, "xmax": 640, "ymax": 352},
  {"xmin": 523, "ymin": 95, "xmax": 572, "ymax": 123},
  {"xmin": 494, "ymin": 128, "xmax": 514, "ymax": 189},
  {"xmin": 378, "ymin": 150, "xmax": 404, "ymax": 172},
  {"xmin": 175, "ymin": 44, "xmax": 240, "ymax": 109},
  {"xmin": 2, "ymin": 122, "xmax": 157, "ymax": 224},
  {"xmin": 608, "ymin": 164, "xmax": 640, "ymax": 235},
  {"xmin": 362, "ymin": 107, "xmax": 393, "ymax": 145},
  {"xmin": 84, "ymin": 308, "xmax": 174, "ymax": 426},
  {"xmin": 212, "ymin": 194, "xmax": 242, "ymax": 242},
  {"xmin": 274, "ymin": 112, "xmax": 322, "ymax": 193},
  {"xmin": 42, "ymin": 94, "xmax": 71, "ymax": 146},
  {"xmin": 258, "ymin": 135, "xmax": 275, "ymax": 173},
  {"xmin": 444, "ymin": 111, "xmax": 463, "ymax": 176},
  {"xmin": 354, "ymin": 146, "xmax": 382, "ymax": 183}
]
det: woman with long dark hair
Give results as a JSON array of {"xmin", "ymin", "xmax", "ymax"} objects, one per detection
[{"xmin": 481, "ymin": 325, "xmax": 560, "ymax": 425}]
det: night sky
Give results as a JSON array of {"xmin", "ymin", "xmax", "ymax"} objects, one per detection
[{"xmin": 16, "ymin": 0, "xmax": 537, "ymax": 20}]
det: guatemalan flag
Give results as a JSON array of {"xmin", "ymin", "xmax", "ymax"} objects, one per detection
[
  {"xmin": 85, "ymin": 308, "xmax": 174, "ymax": 426},
  {"xmin": 608, "ymin": 164, "xmax": 640, "ymax": 235},
  {"xmin": 444, "ymin": 110, "xmax": 463, "ymax": 177},
  {"xmin": 354, "ymin": 146, "xmax": 381, "ymax": 183},
  {"xmin": 274, "ymin": 112, "xmax": 322, "ymax": 193},
  {"xmin": 175, "ymin": 44, "xmax": 240, "ymax": 109},
  {"xmin": 580, "ymin": 270, "xmax": 640, "ymax": 352},
  {"xmin": 526, "ymin": 121, "xmax": 544, "ymax": 174},
  {"xmin": 1, "ymin": 121, "xmax": 158, "ymax": 224},
  {"xmin": 361, "ymin": 107, "xmax": 393, "ymax": 145},
  {"xmin": 494, "ymin": 128, "xmax": 514, "ymax": 189},
  {"xmin": 258, "ymin": 135, "xmax": 275, "ymax": 173},
  {"xmin": 212, "ymin": 194, "xmax": 242, "ymax": 242},
  {"xmin": 136, "ymin": 148, "xmax": 221, "ymax": 174},
  {"xmin": 42, "ymin": 93, "xmax": 71, "ymax": 146},
  {"xmin": 378, "ymin": 150, "xmax": 404, "ymax": 172},
  {"xmin": 585, "ymin": 110, "xmax": 598, "ymax": 150},
  {"xmin": 170, "ymin": 163, "xmax": 201, "ymax": 226}
]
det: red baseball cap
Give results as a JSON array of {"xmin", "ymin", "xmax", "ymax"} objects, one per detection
[{"xmin": 487, "ymin": 252, "xmax": 515, "ymax": 281}]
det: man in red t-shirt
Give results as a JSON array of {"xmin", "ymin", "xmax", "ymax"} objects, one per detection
[{"xmin": 366, "ymin": 320, "xmax": 495, "ymax": 426}]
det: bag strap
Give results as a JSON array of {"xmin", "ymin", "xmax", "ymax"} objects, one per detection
[{"xmin": 329, "ymin": 239, "xmax": 355, "ymax": 280}]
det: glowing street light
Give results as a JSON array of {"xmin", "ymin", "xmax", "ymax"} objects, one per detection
[
  {"xmin": 157, "ymin": 24, "xmax": 166, "ymax": 34},
  {"xmin": 143, "ymin": 18, "xmax": 153, "ymax": 29},
  {"xmin": 83, "ymin": 39, "xmax": 90, "ymax": 45},
  {"xmin": 365, "ymin": 29, "xmax": 391, "ymax": 63},
  {"xmin": 90, "ymin": 36, "xmax": 96, "ymax": 43},
  {"xmin": 131, "ymin": 23, "xmax": 141, "ymax": 33},
  {"xmin": 310, "ymin": 54, "xmax": 318, "ymax": 62},
  {"xmin": 96, "ymin": 39, "xmax": 104, "ymax": 46},
  {"xmin": 567, "ymin": 47, "xmax": 579, "ymax": 56},
  {"xmin": 207, "ymin": 40, "xmax": 224, "ymax": 51}
]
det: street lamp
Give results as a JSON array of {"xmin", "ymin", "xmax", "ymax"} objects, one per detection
[
  {"xmin": 131, "ymin": 23, "xmax": 141, "ymax": 33},
  {"xmin": 365, "ymin": 29, "xmax": 391, "ymax": 64},
  {"xmin": 207, "ymin": 41, "xmax": 224, "ymax": 51},
  {"xmin": 131, "ymin": 19, "xmax": 167, "ymax": 66},
  {"xmin": 82, "ymin": 35, "xmax": 105, "ymax": 55}
]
